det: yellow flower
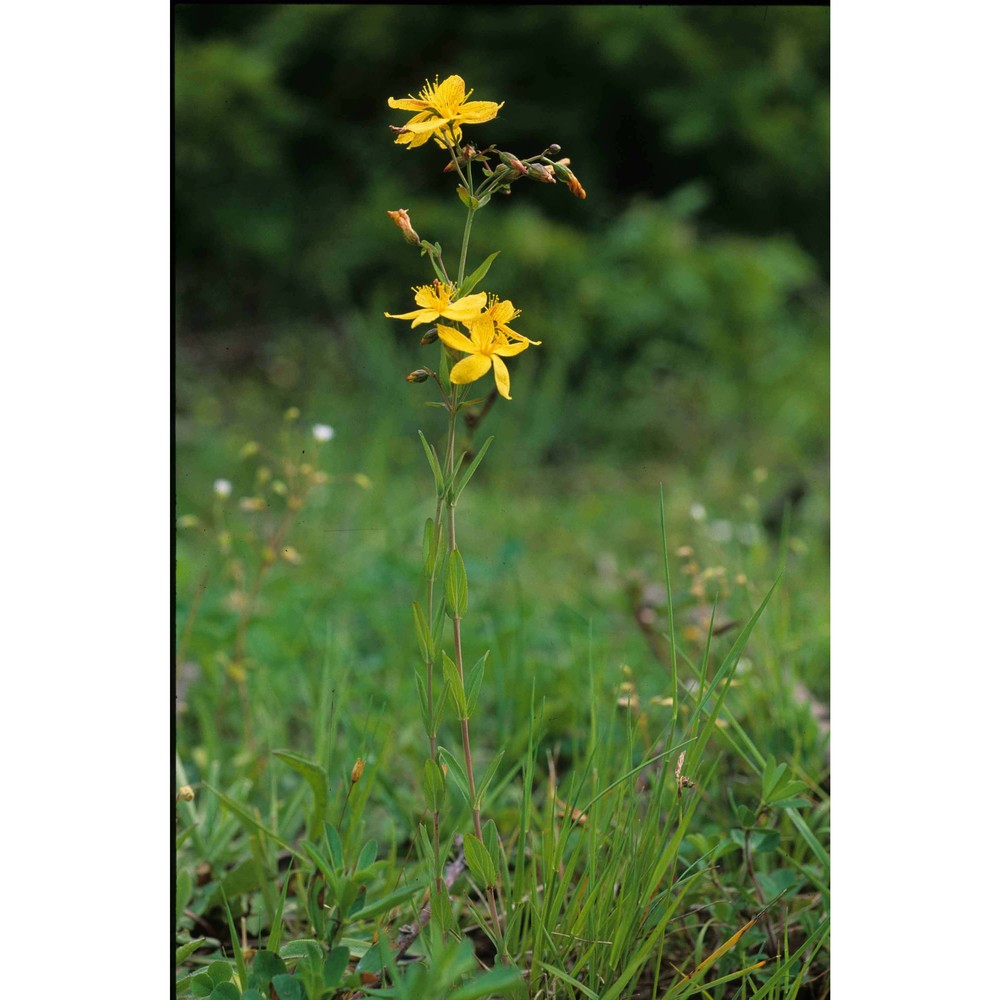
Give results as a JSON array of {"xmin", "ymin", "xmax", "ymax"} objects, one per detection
[
  {"xmin": 437, "ymin": 315, "xmax": 530, "ymax": 400},
  {"xmin": 473, "ymin": 295, "xmax": 541, "ymax": 346},
  {"xmin": 385, "ymin": 284, "xmax": 487, "ymax": 328},
  {"xmin": 388, "ymin": 75, "xmax": 503, "ymax": 149}
]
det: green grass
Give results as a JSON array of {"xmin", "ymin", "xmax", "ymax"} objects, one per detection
[{"xmin": 175, "ymin": 355, "xmax": 829, "ymax": 999}]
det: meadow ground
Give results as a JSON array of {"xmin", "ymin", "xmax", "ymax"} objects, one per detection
[{"xmin": 175, "ymin": 338, "xmax": 830, "ymax": 999}]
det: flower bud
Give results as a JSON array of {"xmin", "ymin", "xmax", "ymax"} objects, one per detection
[
  {"xmin": 239, "ymin": 497, "xmax": 267, "ymax": 512},
  {"xmin": 526, "ymin": 163, "xmax": 556, "ymax": 184},
  {"xmin": 178, "ymin": 785, "xmax": 195, "ymax": 802},
  {"xmin": 497, "ymin": 151, "xmax": 528, "ymax": 176},
  {"xmin": 406, "ymin": 368, "xmax": 431, "ymax": 383},
  {"xmin": 387, "ymin": 208, "xmax": 421, "ymax": 246},
  {"xmin": 351, "ymin": 757, "xmax": 366, "ymax": 784},
  {"xmin": 546, "ymin": 144, "xmax": 562, "ymax": 155},
  {"xmin": 419, "ymin": 328, "xmax": 440, "ymax": 346},
  {"xmin": 551, "ymin": 161, "xmax": 587, "ymax": 199}
]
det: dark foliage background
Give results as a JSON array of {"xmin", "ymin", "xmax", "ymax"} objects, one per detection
[{"xmin": 175, "ymin": 3, "xmax": 828, "ymax": 505}]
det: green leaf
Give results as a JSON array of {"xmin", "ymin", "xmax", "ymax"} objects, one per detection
[
  {"xmin": 220, "ymin": 886, "xmax": 248, "ymax": 991},
  {"xmin": 423, "ymin": 758, "xmax": 445, "ymax": 811},
  {"xmin": 481, "ymin": 819, "xmax": 501, "ymax": 874},
  {"xmin": 190, "ymin": 972, "xmax": 215, "ymax": 997},
  {"xmin": 300, "ymin": 840, "xmax": 337, "ymax": 887},
  {"xmin": 279, "ymin": 939, "xmax": 324, "ymax": 997},
  {"xmin": 175, "ymin": 938, "xmax": 206, "ymax": 965},
  {"xmin": 456, "ymin": 251, "xmax": 501, "ymax": 299},
  {"xmin": 451, "ymin": 436, "xmax": 494, "ymax": 504},
  {"xmin": 421, "ymin": 517, "xmax": 439, "ymax": 579},
  {"xmin": 207, "ymin": 984, "xmax": 240, "ymax": 1000},
  {"xmin": 207, "ymin": 962, "xmax": 235, "ymax": 986},
  {"xmin": 456, "ymin": 186, "xmax": 480, "ymax": 211},
  {"xmin": 250, "ymin": 950, "xmax": 287, "ymax": 989},
  {"xmin": 474, "ymin": 749, "xmax": 506, "ymax": 811},
  {"xmin": 437, "ymin": 746, "xmax": 472, "ymax": 809},
  {"xmin": 240, "ymin": 990, "xmax": 267, "ymax": 1000},
  {"xmin": 324, "ymin": 946, "xmax": 351, "ymax": 988},
  {"xmin": 464, "ymin": 834, "xmax": 497, "ymax": 888},
  {"xmin": 271, "ymin": 751, "xmax": 329, "ymax": 842},
  {"xmin": 356, "ymin": 838, "xmax": 378, "ymax": 873},
  {"xmin": 267, "ymin": 869, "xmax": 294, "ymax": 954},
  {"xmin": 417, "ymin": 431, "xmax": 445, "ymax": 495},
  {"xmin": 449, "ymin": 965, "xmax": 525, "ymax": 1000},
  {"xmin": 270, "ymin": 974, "xmax": 307, "ymax": 1000},
  {"xmin": 446, "ymin": 549, "xmax": 468, "ymax": 618},
  {"xmin": 324, "ymin": 822, "xmax": 344, "ymax": 870},
  {"xmin": 176, "ymin": 867, "xmax": 192, "ymax": 928},
  {"xmin": 412, "ymin": 601, "xmax": 433, "ymax": 663},
  {"xmin": 441, "ymin": 652, "xmax": 468, "ymax": 719},
  {"xmin": 465, "ymin": 650, "xmax": 489, "ymax": 716},
  {"xmin": 203, "ymin": 784, "xmax": 296, "ymax": 856},
  {"xmin": 431, "ymin": 889, "xmax": 453, "ymax": 936},
  {"xmin": 348, "ymin": 880, "xmax": 425, "ymax": 922}
]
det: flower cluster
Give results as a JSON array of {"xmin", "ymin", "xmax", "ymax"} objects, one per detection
[
  {"xmin": 386, "ymin": 74, "xmax": 585, "ymax": 400},
  {"xmin": 386, "ymin": 284, "xmax": 539, "ymax": 400}
]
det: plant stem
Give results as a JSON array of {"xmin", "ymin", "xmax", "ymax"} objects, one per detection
[
  {"xmin": 443, "ymin": 387, "xmax": 505, "ymax": 954},
  {"xmin": 458, "ymin": 206, "xmax": 475, "ymax": 286}
]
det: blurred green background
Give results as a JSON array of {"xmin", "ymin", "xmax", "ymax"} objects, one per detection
[
  {"xmin": 175, "ymin": 3, "xmax": 829, "ymax": 732},
  {"xmin": 175, "ymin": 3, "xmax": 828, "ymax": 472}
]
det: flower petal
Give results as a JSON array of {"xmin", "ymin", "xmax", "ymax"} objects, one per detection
[
  {"xmin": 492, "ymin": 338, "xmax": 531, "ymax": 358},
  {"xmin": 435, "ymin": 75, "xmax": 468, "ymax": 108},
  {"xmin": 466, "ymin": 314, "xmax": 496, "ymax": 351},
  {"xmin": 436, "ymin": 324, "xmax": 479, "ymax": 354},
  {"xmin": 385, "ymin": 307, "xmax": 435, "ymax": 327},
  {"xmin": 491, "ymin": 355, "xmax": 512, "ymax": 399},
  {"xmin": 404, "ymin": 116, "xmax": 452, "ymax": 134},
  {"xmin": 456, "ymin": 100, "xmax": 503, "ymax": 123},
  {"xmin": 442, "ymin": 292, "xmax": 488, "ymax": 322},
  {"xmin": 388, "ymin": 96, "xmax": 429, "ymax": 110},
  {"xmin": 450, "ymin": 353, "xmax": 492, "ymax": 385}
]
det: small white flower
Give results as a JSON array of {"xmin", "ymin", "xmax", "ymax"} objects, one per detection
[
  {"xmin": 312, "ymin": 423, "xmax": 335, "ymax": 443},
  {"xmin": 707, "ymin": 519, "xmax": 733, "ymax": 543},
  {"xmin": 689, "ymin": 502, "xmax": 706, "ymax": 522},
  {"xmin": 213, "ymin": 479, "xmax": 233, "ymax": 498}
]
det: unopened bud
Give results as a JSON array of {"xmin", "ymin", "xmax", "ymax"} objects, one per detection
[
  {"xmin": 387, "ymin": 208, "xmax": 421, "ymax": 246},
  {"xmin": 351, "ymin": 757, "xmax": 366, "ymax": 784},
  {"xmin": 284, "ymin": 406, "xmax": 300, "ymax": 422},
  {"xmin": 551, "ymin": 161, "xmax": 587, "ymax": 199},
  {"xmin": 420, "ymin": 328, "xmax": 440, "ymax": 346},
  {"xmin": 546, "ymin": 144, "xmax": 562, "ymax": 155},
  {"xmin": 406, "ymin": 368, "xmax": 431, "ymax": 383},
  {"xmin": 239, "ymin": 497, "xmax": 267, "ymax": 512},
  {"xmin": 178, "ymin": 785, "xmax": 195, "ymax": 802},
  {"xmin": 497, "ymin": 151, "xmax": 528, "ymax": 176},
  {"xmin": 526, "ymin": 163, "xmax": 556, "ymax": 184}
]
